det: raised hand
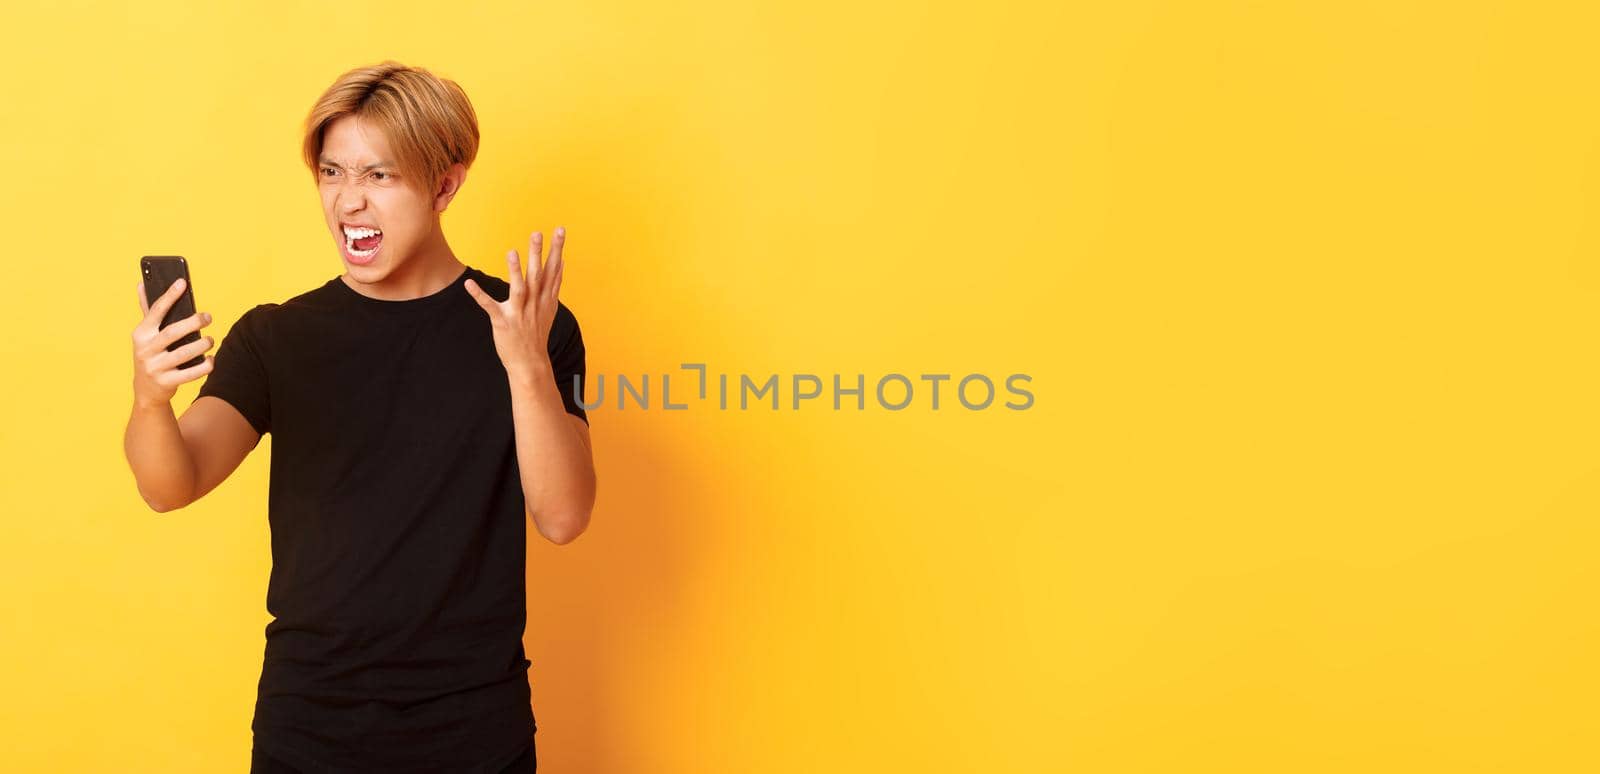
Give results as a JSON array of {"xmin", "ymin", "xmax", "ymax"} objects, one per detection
[
  {"xmin": 132, "ymin": 278, "xmax": 214, "ymax": 407},
  {"xmin": 464, "ymin": 227, "xmax": 567, "ymax": 380}
]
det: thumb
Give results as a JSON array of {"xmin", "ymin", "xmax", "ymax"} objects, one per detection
[{"xmin": 463, "ymin": 279, "xmax": 499, "ymax": 317}]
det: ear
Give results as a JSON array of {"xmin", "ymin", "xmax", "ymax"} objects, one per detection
[{"xmin": 433, "ymin": 162, "xmax": 467, "ymax": 213}]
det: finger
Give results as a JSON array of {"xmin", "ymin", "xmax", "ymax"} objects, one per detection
[
  {"xmin": 137, "ymin": 279, "xmax": 172, "ymax": 329},
  {"xmin": 463, "ymin": 279, "xmax": 501, "ymax": 319},
  {"xmin": 546, "ymin": 252, "xmax": 565, "ymax": 305},
  {"xmin": 527, "ymin": 232, "xmax": 544, "ymax": 301},
  {"xmin": 544, "ymin": 247, "xmax": 563, "ymax": 308},
  {"xmin": 149, "ymin": 311, "xmax": 210, "ymax": 352},
  {"xmin": 154, "ymin": 311, "xmax": 209, "ymax": 349},
  {"xmin": 157, "ymin": 276, "xmax": 187, "ymax": 309},
  {"xmin": 506, "ymin": 248, "xmax": 525, "ymax": 305},
  {"xmin": 540, "ymin": 227, "xmax": 564, "ymax": 300},
  {"xmin": 152, "ymin": 333, "xmax": 215, "ymax": 371},
  {"xmin": 146, "ymin": 277, "xmax": 188, "ymax": 326},
  {"xmin": 160, "ymin": 355, "xmax": 215, "ymax": 386}
]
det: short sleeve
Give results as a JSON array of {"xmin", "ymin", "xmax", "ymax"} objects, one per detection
[
  {"xmin": 194, "ymin": 303, "xmax": 272, "ymax": 435},
  {"xmin": 547, "ymin": 302, "xmax": 588, "ymax": 425}
]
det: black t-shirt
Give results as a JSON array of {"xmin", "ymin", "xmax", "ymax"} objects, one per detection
[{"xmin": 193, "ymin": 264, "xmax": 587, "ymax": 773}]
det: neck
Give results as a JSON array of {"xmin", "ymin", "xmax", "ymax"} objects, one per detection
[{"xmin": 341, "ymin": 219, "xmax": 466, "ymax": 301}]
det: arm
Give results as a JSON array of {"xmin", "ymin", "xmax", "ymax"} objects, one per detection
[
  {"xmin": 125, "ymin": 278, "xmax": 264, "ymax": 512},
  {"xmin": 125, "ymin": 397, "xmax": 197, "ymax": 512},
  {"xmin": 509, "ymin": 364, "xmax": 596, "ymax": 544},
  {"xmin": 464, "ymin": 227, "xmax": 598, "ymax": 545},
  {"xmin": 124, "ymin": 396, "xmax": 262, "ymax": 512}
]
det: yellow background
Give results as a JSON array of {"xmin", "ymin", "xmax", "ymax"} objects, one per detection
[{"xmin": 1, "ymin": 1, "xmax": 1594, "ymax": 771}]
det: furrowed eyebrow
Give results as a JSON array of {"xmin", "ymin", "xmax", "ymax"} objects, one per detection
[{"xmin": 318, "ymin": 157, "xmax": 396, "ymax": 172}]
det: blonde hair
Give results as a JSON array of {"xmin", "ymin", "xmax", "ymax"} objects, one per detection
[{"xmin": 302, "ymin": 61, "xmax": 480, "ymax": 198}]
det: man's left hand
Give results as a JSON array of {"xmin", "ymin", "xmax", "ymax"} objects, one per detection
[{"xmin": 465, "ymin": 227, "xmax": 567, "ymax": 380}]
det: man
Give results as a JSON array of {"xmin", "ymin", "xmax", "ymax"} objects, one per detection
[{"xmin": 122, "ymin": 61, "xmax": 596, "ymax": 773}]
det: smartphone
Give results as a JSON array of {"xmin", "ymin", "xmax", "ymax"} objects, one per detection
[{"xmin": 140, "ymin": 255, "xmax": 204, "ymax": 369}]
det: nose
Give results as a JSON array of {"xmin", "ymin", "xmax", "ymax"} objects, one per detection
[{"xmin": 337, "ymin": 189, "xmax": 367, "ymax": 217}]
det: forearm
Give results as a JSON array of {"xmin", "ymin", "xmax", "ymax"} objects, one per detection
[
  {"xmin": 123, "ymin": 398, "xmax": 197, "ymax": 512},
  {"xmin": 508, "ymin": 362, "xmax": 596, "ymax": 543}
]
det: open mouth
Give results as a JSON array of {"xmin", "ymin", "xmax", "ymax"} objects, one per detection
[{"xmin": 342, "ymin": 224, "xmax": 384, "ymax": 260}]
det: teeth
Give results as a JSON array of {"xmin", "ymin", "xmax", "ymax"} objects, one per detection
[{"xmin": 344, "ymin": 226, "xmax": 382, "ymax": 257}]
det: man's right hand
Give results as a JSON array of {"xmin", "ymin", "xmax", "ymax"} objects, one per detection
[{"xmin": 133, "ymin": 278, "xmax": 215, "ymax": 407}]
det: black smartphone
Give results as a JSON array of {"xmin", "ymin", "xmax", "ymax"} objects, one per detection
[{"xmin": 140, "ymin": 255, "xmax": 204, "ymax": 369}]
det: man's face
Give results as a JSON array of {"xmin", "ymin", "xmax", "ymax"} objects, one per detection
[{"xmin": 317, "ymin": 114, "xmax": 435, "ymax": 277}]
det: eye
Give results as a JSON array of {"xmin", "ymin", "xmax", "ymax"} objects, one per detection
[
  {"xmin": 320, "ymin": 167, "xmax": 338, "ymax": 178},
  {"xmin": 372, "ymin": 171, "xmax": 391, "ymax": 181}
]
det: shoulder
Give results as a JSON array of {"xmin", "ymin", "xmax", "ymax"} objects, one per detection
[
  {"xmin": 243, "ymin": 301, "xmax": 282, "ymax": 319},
  {"xmin": 235, "ymin": 277, "xmax": 332, "ymax": 339},
  {"xmin": 216, "ymin": 303, "xmax": 280, "ymax": 357},
  {"xmin": 242, "ymin": 275, "xmax": 351, "ymax": 327},
  {"xmin": 555, "ymin": 300, "xmax": 580, "ymax": 330},
  {"xmin": 240, "ymin": 298, "xmax": 288, "ymax": 325},
  {"xmin": 228, "ymin": 301, "xmax": 278, "ymax": 331}
]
